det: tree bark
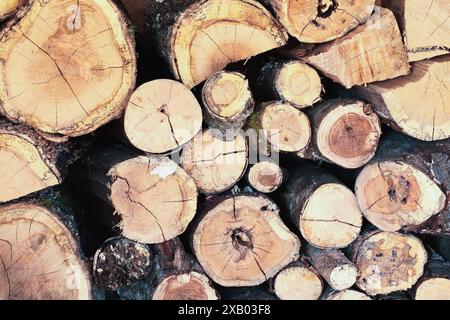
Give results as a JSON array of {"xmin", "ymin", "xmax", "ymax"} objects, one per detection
[
  {"xmin": 123, "ymin": 79, "xmax": 203, "ymax": 154},
  {"xmin": 190, "ymin": 193, "xmax": 301, "ymax": 287},
  {"xmin": 248, "ymin": 59, "xmax": 322, "ymax": 108},
  {"xmin": 349, "ymin": 230, "xmax": 428, "ymax": 296},
  {"xmin": 298, "ymin": 99, "xmax": 382, "ymax": 169},
  {"xmin": 354, "ymin": 55, "xmax": 450, "ymax": 141},
  {"xmin": 70, "ymin": 144, "xmax": 198, "ymax": 244},
  {"xmin": 283, "ymin": 7, "xmax": 410, "ymax": 89},
  {"xmin": 0, "ymin": 0, "xmax": 137, "ymax": 139},
  {"xmin": 0, "ymin": 0, "xmax": 27, "ymax": 21},
  {"xmin": 355, "ymin": 132, "xmax": 448, "ymax": 232},
  {"xmin": 269, "ymin": 0, "xmax": 375, "ymax": 43},
  {"xmin": 278, "ymin": 165, "xmax": 362, "ymax": 249},
  {"xmin": 145, "ymin": 0, "xmax": 287, "ymax": 88},
  {"xmin": 201, "ymin": 71, "xmax": 254, "ymax": 136},
  {"xmin": 305, "ymin": 245, "xmax": 357, "ymax": 291}
]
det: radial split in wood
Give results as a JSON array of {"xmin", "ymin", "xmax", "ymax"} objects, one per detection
[
  {"xmin": 351, "ymin": 231, "xmax": 427, "ymax": 296},
  {"xmin": 124, "ymin": 79, "xmax": 203, "ymax": 154},
  {"xmin": 296, "ymin": 7, "xmax": 410, "ymax": 88},
  {"xmin": 148, "ymin": 0, "xmax": 288, "ymax": 88},
  {"xmin": 270, "ymin": 0, "xmax": 375, "ymax": 43},
  {"xmin": 299, "ymin": 99, "xmax": 382, "ymax": 169},
  {"xmin": 354, "ymin": 55, "xmax": 450, "ymax": 141},
  {"xmin": 110, "ymin": 156, "xmax": 198, "ymax": 244},
  {"xmin": 192, "ymin": 194, "xmax": 300, "ymax": 287},
  {"xmin": 0, "ymin": 203, "xmax": 91, "ymax": 300},
  {"xmin": 0, "ymin": 0, "xmax": 136, "ymax": 138},
  {"xmin": 180, "ymin": 129, "xmax": 248, "ymax": 194}
]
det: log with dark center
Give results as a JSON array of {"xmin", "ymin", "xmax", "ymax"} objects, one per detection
[{"xmin": 247, "ymin": 161, "xmax": 284, "ymax": 194}]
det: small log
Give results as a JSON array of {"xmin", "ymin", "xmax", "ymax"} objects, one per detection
[
  {"xmin": 298, "ymin": 99, "xmax": 382, "ymax": 169},
  {"xmin": 324, "ymin": 289, "xmax": 372, "ymax": 300},
  {"xmin": 219, "ymin": 286, "xmax": 277, "ymax": 300},
  {"xmin": 354, "ymin": 133, "xmax": 448, "ymax": 232},
  {"xmin": 151, "ymin": 238, "xmax": 218, "ymax": 300},
  {"xmin": 285, "ymin": 7, "xmax": 410, "ymax": 89},
  {"xmin": 414, "ymin": 257, "xmax": 450, "ymax": 300},
  {"xmin": 349, "ymin": 230, "xmax": 428, "ymax": 296},
  {"xmin": 305, "ymin": 245, "xmax": 357, "ymax": 291},
  {"xmin": 92, "ymin": 237, "xmax": 153, "ymax": 291},
  {"xmin": 269, "ymin": 0, "xmax": 375, "ymax": 43},
  {"xmin": 0, "ymin": 119, "xmax": 72, "ymax": 203},
  {"xmin": 0, "ymin": 0, "xmax": 26, "ymax": 20},
  {"xmin": 249, "ymin": 59, "xmax": 322, "ymax": 108},
  {"xmin": 0, "ymin": 0, "xmax": 137, "ymax": 138},
  {"xmin": 278, "ymin": 165, "xmax": 363, "ymax": 249},
  {"xmin": 383, "ymin": 0, "xmax": 450, "ymax": 62},
  {"xmin": 272, "ymin": 259, "xmax": 323, "ymax": 300},
  {"xmin": 0, "ymin": 201, "xmax": 92, "ymax": 299},
  {"xmin": 201, "ymin": 71, "xmax": 254, "ymax": 135},
  {"xmin": 247, "ymin": 161, "xmax": 283, "ymax": 194},
  {"xmin": 72, "ymin": 145, "xmax": 198, "ymax": 244},
  {"xmin": 180, "ymin": 129, "xmax": 248, "ymax": 194},
  {"xmin": 354, "ymin": 55, "xmax": 450, "ymax": 141},
  {"xmin": 190, "ymin": 193, "xmax": 301, "ymax": 287},
  {"xmin": 250, "ymin": 101, "xmax": 311, "ymax": 153},
  {"xmin": 146, "ymin": 0, "xmax": 287, "ymax": 88},
  {"xmin": 124, "ymin": 79, "xmax": 203, "ymax": 154}
]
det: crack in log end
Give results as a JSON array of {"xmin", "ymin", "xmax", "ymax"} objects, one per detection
[
  {"xmin": 231, "ymin": 227, "xmax": 254, "ymax": 252},
  {"xmin": 318, "ymin": 0, "xmax": 338, "ymax": 19}
]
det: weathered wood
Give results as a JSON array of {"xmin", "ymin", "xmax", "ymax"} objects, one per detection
[
  {"xmin": 247, "ymin": 161, "xmax": 284, "ymax": 194},
  {"xmin": 0, "ymin": 0, "xmax": 137, "ymax": 138},
  {"xmin": 323, "ymin": 289, "xmax": 372, "ymax": 300},
  {"xmin": 0, "ymin": 0, "xmax": 27, "ymax": 20}
]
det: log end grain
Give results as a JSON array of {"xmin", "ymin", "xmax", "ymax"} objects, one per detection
[
  {"xmin": 273, "ymin": 265, "xmax": 323, "ymax": 300},
  {"xmin": 152, "ymin": 272, "xmax": 218, "ymax": 300},
  {"xmin": 326, "ymin": 289, "xmax": 372, "ymax": 300},
  {"xmin": 415, "ymin": 278, "xmax": 450, "ymax": 300}
]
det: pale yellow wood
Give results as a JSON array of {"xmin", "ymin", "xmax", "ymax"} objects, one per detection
[
  {"xmin": 274, "ymin": 266, "xmax": 323, "ymax": 300},
  {"xmin": 248, "ymin": 161, "xmax": 283, "ymax": 193},
  {"xmin": 415, "ymin": 278, "xmax": 450, "ymax": 300},
  {"xmin": 327, "ymin": 289, "xmax": 372, "ymax": 300},
  {"xmin": 152, "ymin": 272, "xmax": 218, "ymax": 300}
]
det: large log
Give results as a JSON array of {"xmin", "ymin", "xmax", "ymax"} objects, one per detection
[
  {"xmin": 382, "ymin": 0, "xmax": 450, "ymax": 62},
  {"xmin": 354, "ymin": 55, "xmax": 450, "ymax": 141},
  {"xmin": 146, "ymin": 0, "xmax": 288, "ymax": 88},
  {"xmin": 298, "ymin": 99, "xmax": 382, "ymax": 169},
  {"xmin": 190, "ymin": 193, "xmax": 301, "ymax": 287},
  {"xmin": 278, "ymin": 165, "xmax": 363, "ymax": 249},
  {"xmin": 349, "ymin": 230, "xmax": 428, "ymax": 296},
  {"xmin": 0, "ymin": 0, "xmax": 137, "ymax": 139},
  {"xmin": 285, "ymin": 7, "xmax": 410, "ymax": 89},
  {"xmin": 71, "ymin": 145, "xmax": 198, "ymax": 244},
  {"xmin": 0, "ymin": 199, "xmax": 92, "ymax": 299},
  {"xmin": 269, "ymin": 0, "xmax": 375, "ymax": 43},
  {"xmin": 124, "ymin": 79, "xmax": 203, "ymax": 154},
  {"xmin": 180, "ymin": 129, "xmax": 248, "ymax": 194},
  {"xmin": 355, "ymin": 133, "xmax": 448, "ymax": 232}
]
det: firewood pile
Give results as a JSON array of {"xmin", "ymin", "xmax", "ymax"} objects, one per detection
[{"xmin": 0, "ymin": 0, "xmax": 448, "ymax": 300}]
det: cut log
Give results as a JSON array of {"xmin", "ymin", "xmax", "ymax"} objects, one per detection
[
  {"xmin": 0, "ymin": 119, "xmax": 69, "ymax": 203},
  {"xmin": 180, "ymin": 129, "xmax": 248, "ymax": 194},
  {"xmin": 305, "ymin": 245, "xmax": 357, "ymax": 291},
  {"xmin": 93, "ymin": 237, "xmax": 153, "ymax": 291},
  {"xmin": 0, "ymin": 0, "xmax": 26, "ymax": 20},
  {"xmin": 146, "ymin": 0, "xmax": 288, "ymax": 88},
  {"xmin": 151, "ymin": 238, "xmax": 218, "ymax": 300},
  {"xmin": 287, "ymin": 7, "xmax": 410, "ymax": 89},
  {"xmin": 72, "ymin": 146, "xmax": 198, "ymax": 244},
  {"xmin": 0, "ymin": 202, "xmax": 91, "ymax": 299},
  {"xmin": 249, "ymin": 59, "xmax": 322, "ymax": 108},
  {"xmin": 0, "ymin": 0, "xmax": 137, "ymax": 138},
  {"xmin": 298, "ymin": 99, "xmax": 381, "ymax": 169},
  {"xmin": 383, "ymin": 0, "xmax": 450, "ymax": 62},
  {"xmin": 354, "ymin": 55, "xmax": 450, "ymax": 141},
  {"xmin": 247, "ymin": 161, "xmax": 283, "ymax": 194},
  {"xmin": 269, "ymin": 0, "xmax": 375, "ymax": 43},
  {"xmin": 324, "ymin": 289, "xmax": 372, "ymax": 300},
  {"xmin": 191, "ymin": 193, "xmax": 301, "ymax": 287},
  {"xmin": 124, "ymin": 79, "xmax": 203, "ymax": 154},
  {"xmin": 201, "ymin": 71, "xmax": 254, "ymax": 135},
  {"xmin": 354, "ymin": 133, "xmax": 447, "ymax": 232},
  {"xmin": 272, "ymin": 259, "xmax": 323, "ymax": 300},
  {"xmin": 350, "ymin": 230, "xmax": 428, "ymax": 296},
  {"xmin": 279, "ymin": 166, "xmax": 363, "ymax": 249},
  {"xmin": 251, "ymin": 101, "xmax": 311, "ymax": 153},
  {"xmin": 415, "ymin": 261, "xmax": 450, "ymax": 300}
]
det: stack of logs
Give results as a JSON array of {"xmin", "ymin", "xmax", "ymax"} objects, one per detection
[{"xmin": 0, "ymin": 0, "xmax": 448, "ymax": 300}]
